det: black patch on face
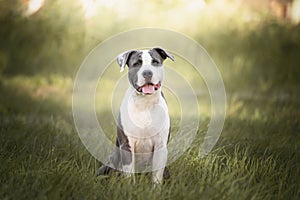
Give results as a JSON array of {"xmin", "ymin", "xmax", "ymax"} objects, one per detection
[
  {"xmin": 148, "ymin": 49, "xmax": 164, "ymax": 67},
  {"xmin": 149, "ymin": 47, "xmax": 174, "ymax": 66},
  {"xmin": 127, "ymin": 51, "xmax": 143, "ymax": 90}
]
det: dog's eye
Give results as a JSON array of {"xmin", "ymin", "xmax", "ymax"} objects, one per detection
[
  {"xmin": 133, "ymin": 60, "xmax": 142, "ymax": 67},
  {"xmin": 152, "ymin": 59, "xmax": 161, "ymax": 66}
]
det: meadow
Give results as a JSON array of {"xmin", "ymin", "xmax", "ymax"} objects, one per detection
[{"xmin": 0, "ymin": 1, "xmax": 300, "ymax": 199}]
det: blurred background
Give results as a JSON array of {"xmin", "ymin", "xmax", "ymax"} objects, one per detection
[
  {"xmin": 1, "ymin": 1, "xmax": 300, "ymax": 199},
  {"xmin": 1, "ymin": 0, "xmax": 299, "ymax": 119},
  {"xmin": 0, "ymin": 0, "xmax": 300, "ymax": 79},
  {"xmin": 0, "ymin": 0, "xmax": 299, "ymax": 105}
]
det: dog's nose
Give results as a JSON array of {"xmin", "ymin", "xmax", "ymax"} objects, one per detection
[{"xmin": 142, "ymin": 70, "xmax": 153, "ymax": 80}]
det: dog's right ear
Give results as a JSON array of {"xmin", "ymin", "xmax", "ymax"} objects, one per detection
[{"xmin": 117, "ymin": 50, "xmax": 137, "ymax": 72}]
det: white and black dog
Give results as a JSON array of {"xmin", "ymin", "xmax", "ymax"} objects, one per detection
[{"xmin": 97, "ymin": 47, "xmax": 174, "ymax": 185}]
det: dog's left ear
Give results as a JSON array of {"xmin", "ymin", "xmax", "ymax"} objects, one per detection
[
  {"xmin": 152, "ymin": 47, "xmax": 174, "ymax": 62},
  {"xmin": 117, "ymin": 50, "xmax": 137, "ymax": 72}
]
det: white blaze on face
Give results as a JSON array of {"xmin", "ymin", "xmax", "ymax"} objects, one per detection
[
  {"xmin": 136, "ymin": 51, "xmax": 164, "ymax": 87},
  {"xmin": 141, "ymin": 50, "xmax": 152, "ymax": 65}
]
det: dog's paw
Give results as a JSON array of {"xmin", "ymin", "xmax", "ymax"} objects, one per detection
[
  {"xmin": 163, "ymin": 167, "xmax": 171, "ymax": 179},
  {"xmin": 96, "ymin": 165, "xmax": 112, "ymax": 176},
  {"xmin": 123, "ymin": 172, "xmax": 132, "ymax": 178},
  {"xmin": 153, "ymin": 180, "xmax": 163, "ymax": 190}
]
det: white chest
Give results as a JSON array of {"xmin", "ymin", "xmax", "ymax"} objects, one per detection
[{"xmin": 120, "ymin": 87, "xmax": 170, "ymax": 140}]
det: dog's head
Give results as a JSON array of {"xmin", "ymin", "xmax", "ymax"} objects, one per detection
[{"xmin": 117, "ymin": 47, "xmax": 174, "ymax": 95}]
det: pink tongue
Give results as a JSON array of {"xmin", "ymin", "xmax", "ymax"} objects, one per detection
[{"xmin": 142, "ymin": 85, "xmax": 155, "ymax": 94}]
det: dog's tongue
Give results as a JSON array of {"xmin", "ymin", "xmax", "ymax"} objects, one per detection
[{"xmin": 142, "ymin": 84, "xmax": 155, "ymax": 94}]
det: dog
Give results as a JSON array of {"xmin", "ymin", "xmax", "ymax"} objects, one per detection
[{"xmin": 96, "ymin": 47, "xmax": 174, "ymax": 185}]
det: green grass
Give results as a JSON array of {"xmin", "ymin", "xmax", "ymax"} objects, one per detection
[
  {"xmin": 1, "ymin": 53, "xmax": 299, "ymax": 200},
  {"xmin": 1, "ymin": 2, "xmax": 300, "ymax": 199},
  {"xmin": 0, "ymin": 82, "xmax": 299, "ymax": 199}
]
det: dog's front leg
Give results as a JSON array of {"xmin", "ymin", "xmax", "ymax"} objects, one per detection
[{"xmin": 152, "ymin": 141, "xmax": 168, "ymax": 185}]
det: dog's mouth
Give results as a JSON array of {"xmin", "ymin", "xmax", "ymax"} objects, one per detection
[{"xmin": 137, "ymin": 82, "xmax": 161, "ymax": 95}]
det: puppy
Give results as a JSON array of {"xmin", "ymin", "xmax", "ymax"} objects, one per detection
[{"xmin": 97, "ymin": 47, "xmax": 174, "ymax": 185}]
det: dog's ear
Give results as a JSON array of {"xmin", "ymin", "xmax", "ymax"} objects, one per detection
[
  {"xmin": 152, "ymin": 47, "xmax": 174, "ymax": 62},
  {"xmin": 117, "ymin": 50, "xmax": 137, "ymax": 72}
]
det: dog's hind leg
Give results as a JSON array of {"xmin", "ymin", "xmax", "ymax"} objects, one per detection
[
  {"xmin": 96, "ymin": 115, "xmax": 127, "ymax": 176},
  {"xmin": 96, "ymin": 142, "xmax": 120, "ymax": 176},
  {"xmin": 120, "ymin": 140, "xmax": 135, "ymax": 183}
]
